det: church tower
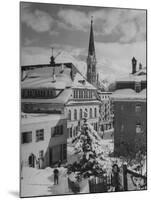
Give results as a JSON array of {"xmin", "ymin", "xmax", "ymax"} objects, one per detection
[{"xmin": 87, "ymin": 17, "xmax": 97, "ymax": 86}]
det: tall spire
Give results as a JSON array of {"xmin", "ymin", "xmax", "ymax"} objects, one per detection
[
  {"xmin": 87, "ymin": 17, "xmax": 97, "ymax": 86},
  {"xmin": 88, "ymin": 16, "xmax": 95, "ymax": 56}
]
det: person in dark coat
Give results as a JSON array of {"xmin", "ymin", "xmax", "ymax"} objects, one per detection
[
  {"xmin": 111, "ymin": 164, "xmax": 121, "ymax": 192},
  {"xmin": 53, "ymin": 168, "xmax": 59, "ymax": 185}
]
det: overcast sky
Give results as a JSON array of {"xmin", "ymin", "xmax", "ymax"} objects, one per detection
[{"xmin": 20, "ymin": 2, "xmax": 146, "ymax": 81}]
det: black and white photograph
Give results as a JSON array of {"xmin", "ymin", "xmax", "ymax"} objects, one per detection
[{"xmin": 20, "ymin": 2, "xmax": 147, "ymax": 197}]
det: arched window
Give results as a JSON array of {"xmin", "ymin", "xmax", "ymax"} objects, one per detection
[
  {"xmin": 80, "ymin": 109, "xmax": 82, "ymax": 119},
  {"xmin": 94, "ymin": 108, "xmax": 97, "ymax": 118},
  {"xmin": 84, "ymin": 108, "xmax": 88, "ymax": 118},
  {"xmin": 90, "ymin": 108, "xmax": 93, "ymax": 118},
  {"xmin": 68, "ymin": 110, "xmax": 71, "ymax": 120},
  {"xmin": 74, "ymin": 109, "xmax": 77, "ymax": 120}
]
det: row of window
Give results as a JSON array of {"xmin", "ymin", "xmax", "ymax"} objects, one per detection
[
  {"xmin": 68, "ymin": 107, "xmax": 97, "ymax": 121},
  {"xmin": 21, "ymin": 89, "xmax": 57, "ymax": 98},
  {"xmin": 22, "ymin": 129, "xmax": 44, "ymax": 144},
  {"xmin": 121, "ymin": 104, "xmax": 142, "ymax": 112},
  {"xmin": 73, "ymin": 89, "xmax": 94, "ymax": 99},
  {"xmin": 22, "ymin": 104, "xmax": 62, "ymax": 114},
  {"xmin": 22, "ymin": 125, "xmax": 64, "ymax": 144}
]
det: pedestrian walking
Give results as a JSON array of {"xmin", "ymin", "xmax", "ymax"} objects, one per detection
[{"xmin": 53, "ymin": 168, "xmax": 59, "ymax": 185}]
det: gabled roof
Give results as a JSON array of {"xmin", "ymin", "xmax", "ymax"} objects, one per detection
[{"xmin": 22, "ymin": 62, "xmax": 96, "ymax": 90}]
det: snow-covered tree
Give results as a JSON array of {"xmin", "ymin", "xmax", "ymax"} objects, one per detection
[{"xmin": 68, "ymin": 119, "xmax": 106, "ymax": 178}]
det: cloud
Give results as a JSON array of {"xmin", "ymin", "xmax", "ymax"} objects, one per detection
[
  {"xmin": 21, "ymin": 6, "xmax": 54, "ymax": 33},
  {"xmin": 57, "ymin": 8, "xmax": 146, "ymax": 43},
  {"xmin": 58, "ymin": 9, "xmax": 89, "ymax": 31},
  {"xmin": 21, "ymin": 43, "xmax": 85, "ymax": 65}
]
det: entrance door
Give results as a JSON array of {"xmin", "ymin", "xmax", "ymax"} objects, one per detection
[{"xmin": 28, "ymin": 154, "xmax": 35, "ymax": 168}]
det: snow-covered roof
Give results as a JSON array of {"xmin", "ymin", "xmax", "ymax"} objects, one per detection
[
  {"xmin": 111, "ymin": 88, "xmax": 146, "ymax": 100},
  {"xmin": 21, "ymin": 113, "xmax": 65, "ymax": 125},
  {"xmin": 72, "ymin": 73, "xmax": 96, "ymax": 90},
  {"xmin": 22, "ymin": 62, "xmax": 95, "ymax": 90},
  {"xmin": 22, "ymin": 66, "xmax": 72, "ymax": 89},
  {"xmin": 134, "ymin": 67, "xmax": 146, "ymax": 76}
]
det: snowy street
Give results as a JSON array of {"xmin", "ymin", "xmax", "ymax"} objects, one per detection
[
  {"xmin": 21, "ymin": 167, "xmax": 72, "ymax": 197},
  {"xmin": 21, "ymin": 137, "xmax": 114, "ymax": 197}
]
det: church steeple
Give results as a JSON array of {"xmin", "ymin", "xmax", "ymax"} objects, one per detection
[
  {"xmin": 87, "ymin": 16, "xmax": 97, "ymax": 86},
  {"xmin": 88, "ymin": 17, "xmax": 95, "ymax": 56}
]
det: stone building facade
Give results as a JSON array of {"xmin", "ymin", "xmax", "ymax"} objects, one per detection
[{"xmin": 111, "ymin": 58, "xmax": 147, "ymax": 156}]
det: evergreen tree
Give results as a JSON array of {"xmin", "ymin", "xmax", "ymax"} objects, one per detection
[{"xmin": 68, "ymin": 119, "xmax": 106, "ymax": 178}]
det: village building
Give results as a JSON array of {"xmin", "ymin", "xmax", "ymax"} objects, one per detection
[
  {"xmin": 21, "ymin": 61, "xmax": 100, "ymax": 142},
  {"xmin": 21, "ymin": 113, "xmax": 67, "ymax": 168},
  {"xmin": 111, "ymin": 58, "xmax": 147, "ymax": 156}
]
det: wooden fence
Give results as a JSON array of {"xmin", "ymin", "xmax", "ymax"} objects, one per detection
[
  {"xmin": 67, "ymin": 164, "xmax": 147, "ymax": 194},
  {"xmin": 89, "ymin": 176, "xmax": 108, "ymax": 193},
  {"xmin": 123, "ymin": 164, "xmax": 147, "ymax": 191}
]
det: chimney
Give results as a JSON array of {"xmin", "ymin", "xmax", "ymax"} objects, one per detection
[
  {"xmin": 132, "ymin": 57, "xmax": 137, "ymax": 74},
  {"xmin": 139, "ymin": 62, "xmax": 142, "ymax": 70}
]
